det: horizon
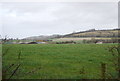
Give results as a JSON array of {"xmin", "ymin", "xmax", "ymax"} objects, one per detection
[
  {"xmin": 0, "ymin": 28, "xmax": 119, "ymax": 39},
  {"xmin": 1, "ymin": 2, "xmax": 118, "ymax": 39}
]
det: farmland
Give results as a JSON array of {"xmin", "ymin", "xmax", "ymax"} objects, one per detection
[
  {"xmin": 2, "ymin": 44, "xmax": 118, "ymax": 79},
  {"xmin": 64, "ymin": 29, "xmax": 120, "ymax": 38},
  {"xmin": 52, "ymin": 37, "xmax": 119, "ymax": 42}
]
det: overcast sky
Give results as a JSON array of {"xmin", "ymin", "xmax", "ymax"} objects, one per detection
[{"xmin": 0, "ymin": 2, "xmax": 118, "ymax": 39}]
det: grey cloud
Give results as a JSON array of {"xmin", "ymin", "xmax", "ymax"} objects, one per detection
[{"xmin": 1, "ymin": 2, "xmax": 118, "ymax": 38}]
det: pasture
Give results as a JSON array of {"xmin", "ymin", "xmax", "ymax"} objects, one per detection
[{"xmin": 2, "ymin": 44, "xmax": 118, "ymax": 79}]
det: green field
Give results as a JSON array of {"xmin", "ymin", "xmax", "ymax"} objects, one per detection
[{"xmin": 2, "ymin": 44, "xmax": 118, "ymax": 79}]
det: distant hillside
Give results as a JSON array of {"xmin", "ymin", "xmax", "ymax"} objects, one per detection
[
  {"xmin": 63, "ymin": 29, "xmax": 120, "ymax": 38},
  {"xmin": 23, "ymin": 28, "xmax": 120, "ymax": 40},
  {"xmin": 23, "ymin": 35, "xmax": 62, "ymax": 40}
]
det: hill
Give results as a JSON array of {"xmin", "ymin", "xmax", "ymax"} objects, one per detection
[
  {"xmin": 23, "ymin": 35, "xmax": 62, "ymax": 40},
  {"xmin": 23, "ymin": 28, "xmax": 120, "ymax": 40},
  {"xmin": 63, "ymin": 29, "xmax": 120, "ymax": 38}
]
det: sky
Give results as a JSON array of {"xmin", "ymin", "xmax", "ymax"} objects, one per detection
[{"xmin": 0, "ymin": 2, "xmax": 118, "ymax": 39}]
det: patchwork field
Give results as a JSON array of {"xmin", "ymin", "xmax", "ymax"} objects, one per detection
[
  {"xmin": 52, "ymin": 38, "xmax": 92, "ymax": 42},
  {"xmin": 2, "ymin": 44, "xmax": 118, "ymax": 79},
  {"xmin": 52, "ymin": 37, "xmax": 120, "ymax": 42}
]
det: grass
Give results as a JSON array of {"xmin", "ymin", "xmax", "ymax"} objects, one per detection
[
  {"xmin": 70, "ymin": 30, "xmax": 119, "ymax": 37},
  {"xmin": 2, "ymin": 44, "xmax": 118, "ymax": 79}
]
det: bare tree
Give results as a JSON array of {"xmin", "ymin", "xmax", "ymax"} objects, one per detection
[{"xmin": 2, "ymin": 35, "xmax": 9, "ymax": 44}]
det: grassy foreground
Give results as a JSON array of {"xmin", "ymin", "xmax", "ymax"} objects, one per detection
[{"xmin": 2, "ymin": 44, "xmax": 118, "ymax": 79}]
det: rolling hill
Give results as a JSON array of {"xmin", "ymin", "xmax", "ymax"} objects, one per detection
[
  {"xmin": 23, "ymin": 28, "xmax": 120, "ymax": 40},
  {"xmin": 63, "ymin": 29, "xmax": 120, "ymax": 38}
]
